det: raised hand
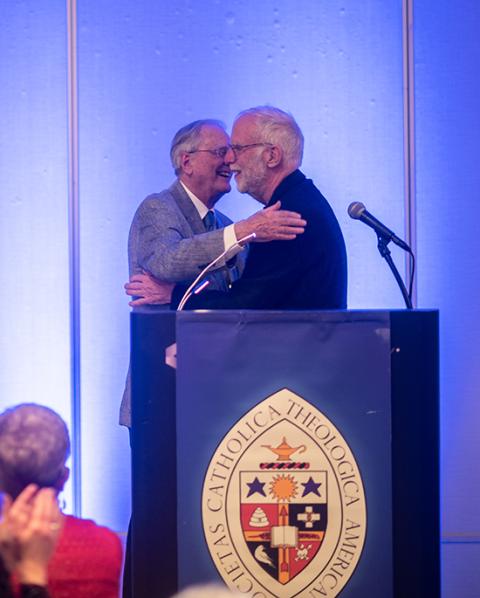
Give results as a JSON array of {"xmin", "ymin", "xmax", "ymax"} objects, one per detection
[
  {"xmin": 0, "ymin": 484, "xmax": 63, "ymax": 586},
  {"xmin": 234, "ymin": 201, "xmax": 306, "ymax": 242}
]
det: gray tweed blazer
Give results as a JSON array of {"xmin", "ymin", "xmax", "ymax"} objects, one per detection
[{"xmin": 120, "ymin": 180, "xmax": 246, "ymax": 426}]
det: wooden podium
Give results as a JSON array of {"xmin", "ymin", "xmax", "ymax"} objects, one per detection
[{"xmin": 130, "ymin": 310, "xmax": 439, "ymax": 598}]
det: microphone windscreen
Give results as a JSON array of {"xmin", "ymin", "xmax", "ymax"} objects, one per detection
[{"xmin": 347, "ymin": 201, "xmax": 366, "ymax": 220}]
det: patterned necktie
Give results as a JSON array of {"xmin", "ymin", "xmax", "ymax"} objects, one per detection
[{"xmin": 203, "ymin": 210, "xmax": 216, "ymax": 231}]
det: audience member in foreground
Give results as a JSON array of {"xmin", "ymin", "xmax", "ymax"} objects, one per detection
[
  {"xmin": 0, "ymin": 404, "xmax": 122, "ymax": 597},
  {"xmin": 172, "ymin": 583, "xmax": 240, "ymax": 598}
]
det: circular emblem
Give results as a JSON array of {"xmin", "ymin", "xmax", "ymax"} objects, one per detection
[{"xmin": 202, "ymin": 388, "xmax": 367, "ymax": 597}]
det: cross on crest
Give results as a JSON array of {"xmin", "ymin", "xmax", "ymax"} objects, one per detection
[{"xmin": 240, "ymin": 436, "xmax": 328, "ymax": 585}]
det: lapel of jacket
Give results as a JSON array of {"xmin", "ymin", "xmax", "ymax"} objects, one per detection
[{"xmin": 169, "ymin": 180, "xmax": 206, "ymax": 235}]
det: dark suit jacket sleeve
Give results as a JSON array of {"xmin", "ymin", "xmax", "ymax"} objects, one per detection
[
  {"xmin": 171, "ymin": 236, "xmax": 303, "ymax": 309},
  {"xmin": 172, "ymin": 172, "xmax": 347, "ymax": 310}
]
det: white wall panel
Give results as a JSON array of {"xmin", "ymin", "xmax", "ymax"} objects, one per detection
[
  {"xmin": 442, "ymin": 543, "xmax": 480, "ymax": 598},
  {"xmin": 414, "ymin": 1, "xmax": 480, "ymax": 591},
  {"xmin": 0, "ymin": 1, "xmax": 72, "ymax": 507}
]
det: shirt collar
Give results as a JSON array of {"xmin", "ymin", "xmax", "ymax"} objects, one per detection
[{"xmin": 180, "ymin": 181, "xmax": 211, "ymax": 218}]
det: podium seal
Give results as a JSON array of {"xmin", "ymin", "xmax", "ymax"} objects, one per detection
[{"xmin": 202, "ymin": 388, "xmax": 367, "ymax": 597}]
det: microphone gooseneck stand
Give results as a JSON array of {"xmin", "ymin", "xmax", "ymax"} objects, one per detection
[
  {"xmin": 177, "ymin": 232, "xmax": 256, "ymax": 311},
  {"xmin": 376, "ymin": 235, "xmax": 413, "ymax": 309}
]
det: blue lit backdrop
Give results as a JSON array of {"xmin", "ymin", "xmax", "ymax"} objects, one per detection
[
  {"xmin": 0, "ymin": 0, "xmax": 73, "ymax": 508},
  {"xmin": 1, "ymin": 2, "xmax": 479, "ymax": 596},
  {"xmin": 414, "ymin": 4, "xmax": 480, "ymax": 595}
]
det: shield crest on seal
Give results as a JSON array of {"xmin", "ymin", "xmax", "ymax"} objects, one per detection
[{"xmin": 240, "ymin": 450, "xmax": 327, "ymax": 584}]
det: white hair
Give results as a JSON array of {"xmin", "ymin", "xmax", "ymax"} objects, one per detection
[
  {"xmin": 234, "ymin": 105, "xmax": 304, "ymax": 168},
  {"xmin": 170, "ymin": 119, "xmax": 226, "ymax": 175},
  {"xmin": 171, "ymin": 583, "xmax": 240, "ymax": 598}
]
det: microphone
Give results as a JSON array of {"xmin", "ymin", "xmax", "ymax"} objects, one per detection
[
  {"xmin": 348, "ymin": 202, "xmax": 410, "ymax": 251},
  {"xmin": 177, "ymin": 233, "xmax": 256, "ymax": 310}
]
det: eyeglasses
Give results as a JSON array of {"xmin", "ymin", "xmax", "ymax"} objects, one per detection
[
  {"xmin": 230, "ymin": 142, "xmax": 273, "ymax": 156},
  {"xmin": 186, "ymin": 143, "xmax": 273, "ymax": 159},
  {"xmin": 187, "ymin": 146, "xmax": 231, "ymax": 159}
]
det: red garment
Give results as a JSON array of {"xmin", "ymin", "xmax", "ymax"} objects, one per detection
[{"xmin": 46, "ymin": 515, "xmax": 122, "ymax": 598}]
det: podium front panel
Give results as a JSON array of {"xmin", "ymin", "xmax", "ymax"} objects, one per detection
[
  {"xmin": 131, "ymin": 310, "xmax": 439, "ymax": 598},
  {"xmin": 175, "ymin": 311, "xmax": 392, "ymax": 598}
]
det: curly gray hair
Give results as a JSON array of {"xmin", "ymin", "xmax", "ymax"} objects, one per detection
[{"xmin": 0, "ymin": 403, "xmax": 70, "ymax": 497}]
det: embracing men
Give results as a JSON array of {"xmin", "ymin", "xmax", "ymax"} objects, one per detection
[
  {"xmin": 119, "ymin": 111, "xmax": 307, "ymax": 427},
  {"xmin": 125, "ymin": 106, "xmax": 347, "ymax": 312},
  {"xmin": 120, "ymin": 108, "xmax": 347, "ymax": 597},
  {"xmin": 124, "ymin": 115, "xmax": 307, "ymax": 309}
]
